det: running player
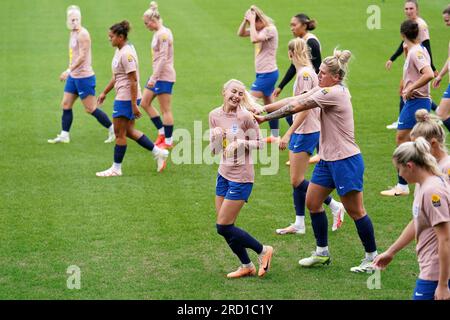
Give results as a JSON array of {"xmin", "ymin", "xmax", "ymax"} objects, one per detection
[
  {"xmin": 140, "ymin": 1, "xmax": 176, "ymax": 149},
  {"xmin": 274, "ymin": 38, "xmax": 345, "ymax": 235},
  {"xmin": 254, "ymin": 49, "xmax": 378, "ymax": 273},
  {"xmin": 237, "ymin": 5, "xmax": 279, "ymax": 143},
  {"xmin": 95, "ymin": 21, "xmax": 168, "ymax": 177},
  {"xmin": 433, "ymin": 5, "xmax": 450, "ymax": 131},
  {"xmin": 48, "ymin": 5, "xmax": 114, "ymax": 144},
  {"xmin": 373, "ymin": 138, "xmax": 450, "ymax": 300},
  {"xmin": 381, "ymin": 20, "xmax": 434, "ymax": 196},
  {"xmin": 210, "ymin": 79, "xmax": 273, "ymax": 279}
]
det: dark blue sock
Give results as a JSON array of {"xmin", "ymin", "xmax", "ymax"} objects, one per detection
[
  {"xmin": 216, "ymin": 224, "xmax": 251, "ymax": 264},
  {"xmin": 164, "ymin": 125, "xmax": 174, "ymax": 139},
  {"xmin": 293, "ymin": 180, "xmax": 309, "ymax": 216},
  {"xmin": 324, "ymin": 196, "xmax": 332, "ymax": 205},
  {"xmin": 398, "ymin": 173, "xmax": 408, "ymax": 186},
  {"xmin": 310, "ymin": 211, "xmax": 328, "ymax": 247},
  {"xmin": 443, "ymin": 117, "xmax": 450, "ymax": 132},
  {"xmin": 136, "ymin": 135, "xmax": 155, "ymax": 151},
  {"xmin": 431, "ymin": 101, "xmax": 438, "ymax": 112},
  {"xmin": 62, "ymin": 109, "xmax": 73, "ymax": 132},
  {"xmin": 114, "ymin": 144, "xmax": 127, "ymax": 164},
  {"xmin": 151, "ymin": 116, "xmax": 163, "ymax": 130},
  {"xmin": 399, "ymin": 96, "xmax": 405, "ymax": 114},
  {"xmin": 286, "ymin": 115, "xmax": 293, "ymax": 126},
  {"xmin": 91, "ymin": 108, "xmax": 112, "ymax": 129},
  {"xmin": 354, "ymin": 215, "xmax": 377, "ymax": 253}
]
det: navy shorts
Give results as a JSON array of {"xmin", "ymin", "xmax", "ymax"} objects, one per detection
[
  {"xmin": 146, "ymin": 80, "xmax": 174, "ymax": 95},
  {"xmin": 113, "ymin": 99, "xmax": 142, "ymax": 120},
  {"xmin": 444, "ymin": 83, "xmax": 450, "ymax": 99},
  {"xmin": 289, "ymin": 132, "xmax": 320, "ymax": 155},
  {"xmin": 398, "ymin": 97, "xmax": 431, "ymax": 130},
  {"xmin": 216, "ymin": 174, "xmax": 253, "ymax": 202},
  {"xmin": 311, "ymin": 153, "xmax": 364, "ymax": 196},
  {"xmin": 251, "ymin": 70, "xmax": 279, "ymax": 97},
  {"xmin": 64, "ymin": 75, "xmax": 96, "ymax": 100},
  {"xmin": 413, "ymin": 278, "xmax": 450, "ymax": 300}
]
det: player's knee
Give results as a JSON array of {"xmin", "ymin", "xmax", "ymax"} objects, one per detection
[{"xmin": 291, "ymin": 176, "xmax": 304, "ymax": 188}]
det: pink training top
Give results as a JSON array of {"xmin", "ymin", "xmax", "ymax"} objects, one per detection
[
  {"xmin": 416, "ymin": 17, "xmax": 430, "ymax": 43},
  {"xmin": 310, "ymin": 84, "xmax": 361, "ymax": 161},
  {"xmin": 403, "ymin": 44, "xmax": 431, "ymax": 99},
  {"xmin": 293, "ymin": 66, "xmax": 320, "ymax": 134},
  {"xmin": 112, "ymin": 43, "xmax": 142, "ymax": 101},
  {"xmin": 413, "ymin": 175, "xmax": 450, "ymax": 281},
  {"xmin": 69, "ymin": 27, "xmax": 94, "ymax": 78},
  {"xmin": 150, "ymin": 26, "xmax": 176, "ymax": 83},
  {"xmin": 439, "ymin": 155, "xmax": 450, "ymax": 183},
  {"xmin": 254, "ymin": 25, "xmax": 278, "ymax": 74},
  {"xmin": 209, "ymin": 106, "xmax": 263, "ymax": 183}
]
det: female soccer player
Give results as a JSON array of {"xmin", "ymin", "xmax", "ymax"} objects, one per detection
[
  {"xmin": 385, "ymin": 0, "xmax": 437, "ymax": 130},
  {"xmin": 210, "ymin": 79, "xmax": 273, "ymax": 279},
  {"xmin": 273, "ymin": 13, "xmax": 322, "ymax": 98},
  {"xmin": 410, "ymin": 109, "xmax": 450, "ymax": 181},
  {"xmin": 433, "ymin": 5, "xmax": 450, "ymax": 132},
  {"xmin": 140, "ymin": 1, "xmax": 176, "ymax": 149},
  {"xmin": 237, "ymin": 5, "xmax": 279, "ymax": 143},
  {"xmin": 48, "ymin": 5, "xmax": 115, "ymax": 144},
  {"xmin": 373, "ymin": 138, "xmax": 450, "ymax": 300},
  {"xmin": 381, "ymin": 20, "xmax": 434, "ymax": 197},
  {"xmin": 255, "ymin": 49, "xmax": 378, "ymax": 272},
  {"xmin": 95, "ymin": 21, "xmax": 168, "ymax": 177},
  {"xmin": 275, "ymin": 38, "xmax": 344, "ymax": 235}
]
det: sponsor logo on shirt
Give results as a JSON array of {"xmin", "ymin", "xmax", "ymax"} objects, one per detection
[
  {"xmin": 447, "ymin": 169, "xmax": 450, "ymax": 180},
  {"xmin": 302, "ymin": 72, "xmax": 310, "ymax": 81},
  {"xmin": 431, "ymin": 194, "xmax": 441, "ymax": 207},
  {"xmin": 416, "ymin": 51, "xmax": 424, "ymax": 60},
  {"xmin": 321, "ymin": 88, "xmax": 330, "ymax": 95},
  {"xmin": 127, "ymin": 54, "xmax": 134, "ymax": 62}
]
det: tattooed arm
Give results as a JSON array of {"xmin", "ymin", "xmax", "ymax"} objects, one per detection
[
  {"xmin": 263, "ymin": 87, "xmax": 320, "ymax": 113},
  {"xmin": 258, "ymin": 97, "xmax": 319, "ymax": 123}
]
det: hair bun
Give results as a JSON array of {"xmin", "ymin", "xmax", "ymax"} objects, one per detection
[
  {"xmin": 415, "ymin": 109, "xmax": 430, "ymax": 123},
  {"xmin": 334, "ymin": 49, "xmax": 352, "ymax": 65},
  {"xmin": 120, "ymin": 20, "xmax": 130, "ymax": 32},
  {"xmin": 150, "ymin": 1, "xmax": 158, "ymax": 9}
]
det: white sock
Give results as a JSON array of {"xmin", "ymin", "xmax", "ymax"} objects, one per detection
[
  {"xmin": 270, "ymin": 129, "xmax": 279, "ymax": 137},
  {"xmin": 396, "ymin": 183, "xmax": 409, "ymax": 191},
  {"xmin": 328, "ymin": 199, "xmax": 341, "ymax": 212},
  {"xmin": 316, "ymin": 246, "xmax": 329, "ymax": 255},
  {"xmin": 152, "ymin": 146, "xmax": 161, "ymax": 155},
  {"xmin": 158, "ymin": 128, "xmax": 165, "ymax": 135},
  {"xmin": 259, "ymin": 245, "xmax": 267, "ymax": 257},
  {"xmin": 113, "ymin": 162, "xmax": 122, "ymax": 171},
  {"xmin": 365, "ymin": 251, "xmax": 378, "ymax": 261},
  {"xmin": 60, "ymin": 131, "xmax": 69, "ymax": 138},
  {"xmin": 243, "ymin": 262, "xmax": 254, "ymax": 269},
  {"xmin": 108, "ymin": 125, "xmax": 114, "ymax": 133},
  {"xmin": 165, "ymin": 137, "xmax": 173, "ymax": 145},
  {"xmin": 294, "ymin": 216, "xmax": 305, "ymax": 228}
]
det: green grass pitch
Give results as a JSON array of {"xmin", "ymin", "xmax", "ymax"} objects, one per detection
[{"xmin": 0, "ymin": 0, "xmax": 448, "ymax": 299}]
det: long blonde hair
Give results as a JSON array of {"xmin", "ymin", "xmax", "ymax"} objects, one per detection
[
  {"xmin": 144, "ymin": 1, "xmax": 162, "ymax": 22},
  {"xmin": 250, "ymin": 5, "xmax": 274, "ymax": 27},
  {"xmin": 288, "ymin": 38, "xmax": 312, "ymax": 68},
  {"xmin": 393, "ymin": 137, "xmax": 443, "ymax": 177},
  {"xmin": 223, "ymin": 79, "xmax": 259, "ymax": 111},
  {"xmin": 322, "ymin": 48, "xmax": 352, "ymax": 82},
  {"xmin": 410, "ymin": 109, "xmax": 447, "ymax": 153}
]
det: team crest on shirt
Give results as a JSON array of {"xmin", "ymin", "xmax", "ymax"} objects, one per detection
[
  {"xmin": 112, "ymin": 59, "xmax": 119, "ymax": 68},
  {"xmin": 431, "ymin": 194, "xmax": 441, "ymax": 207},
  {"xmin": 231, "ymin": 123, "xmax": 239, "ymax": 134},
  {"xmin": 321, "ymin": 88, "xmax": 330, "ymax": 95},
  {"xmin": 412, "ymin": 204, "xmax": 419, "ymax": 218}
]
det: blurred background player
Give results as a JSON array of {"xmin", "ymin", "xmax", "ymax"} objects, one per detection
[
  {"xmin": 433, "ymin": 5, "xmax": 450, "ymax": 132},
  {"xmin": 385, "ymin": 0, "xmax": 438, "ymax": 130},
  {"xmin": 210, "ymin": 79, "xmax": 273, "ymax": 279},
  {"xmin": 410, "ymin": 109, "xmax": 450, "ymax": 182},
  {"xmin": 237, "ymin": 5, "xmax": 280, "ymax": 143},
  {"xmin": 373, "ymin": 138, "xmax": 450, "ymax": 300},
  {"xmin": 96, "ymin": 21, "xmax": 168, "ymax": 177},
  {"xmin": 273, "ymin": 38, "xmax": 345, "ymax": 235},
  {"xmin": 140, "ymin": 1, "xmax": 176, "ymax": 149},
  {"xmin": 381, "ymin": 20, "xmax": 434, "ymax": 197},
  {"xmin": 48, "ymin": 5, "xmax": 114, "ymax": 144},
  {"xmin": 255, "ymin": 49, "xmax": 378, "ymax": 273}
]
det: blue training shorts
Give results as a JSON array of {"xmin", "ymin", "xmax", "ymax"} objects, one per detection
[
  {"xmin": 311, "ymin": 153, "xmax": 364, "ymax": 196},
  {"xmin": 289, "ymin": 132, "xmax": 320, "ymax": 155},
  {"xmin": 444, "ymin": 83, "xmax": 450, "ymax": 99},
  {"xmin": 251, "ymin": 70, "xmax": 279, "ymax": 97},
  {"xmin": 64, "ymin": 75, "xmax": 96, "ymax": 100},
  {"xmin": 398, "ymin": 97, "xmax": 431, "ymax": 130},
  {"xmin": 113, "ymin": 99, "xmax": 142, "ymax": 120},
  {"xmin": 413, "ymin": 278, "xmax": 450, "ymax": 300},
  {"xmin": 216, "ymin": 173, "xmax": 253, "ymax": 202},
  {"xmin": 146, "ymin": 80, "xmax": 174, "ymax": 95}
]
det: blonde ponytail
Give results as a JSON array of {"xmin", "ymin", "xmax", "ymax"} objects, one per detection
[{"xmin": 288, "ymin": 38, "xmax": 312, "ymax": 67}]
